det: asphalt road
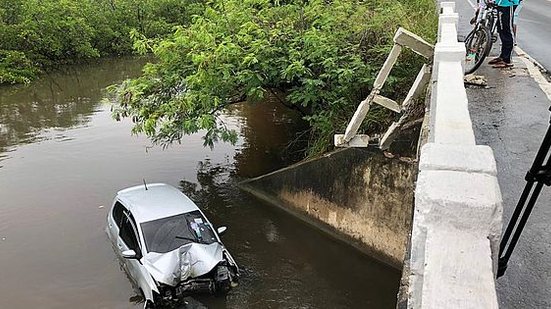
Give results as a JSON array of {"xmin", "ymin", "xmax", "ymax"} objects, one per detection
[
  {"xmin": 457, "ymin": 0, "xmax": 551, "ymax": 70},
  {"xmin": 467, "ymin": 60, "xmax": 551, "ymax": 309},
  {"xmin": 450, "ymin": 0, "xmax": 551, "ymax": 307},
  {"xmin": 516, "ymin": 0, "xmax": 551, "ymax": 70}
]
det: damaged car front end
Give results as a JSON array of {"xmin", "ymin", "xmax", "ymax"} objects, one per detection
[
  {"xmin": 106, "ymin": 184, "xmax": 239, "ymax": 308},
  {"xmin": 145, "ymin": 243, "xmax": 239, "ymax": 305},
  {"xmin": 141, "ymin": 215, "xmax": 240, "ymax": 304}
]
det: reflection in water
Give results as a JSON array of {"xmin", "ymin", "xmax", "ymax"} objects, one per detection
[
  {"xmin": 0, "ymin": 57, "xmax": 148, "ymax": 155},
  {"xmin": 0, "ymin": 57, "xmax": 399, "ymax": 309},
  {"xmin": 229, "ymin": 100, "xmax": 309, "ymax": 178}
]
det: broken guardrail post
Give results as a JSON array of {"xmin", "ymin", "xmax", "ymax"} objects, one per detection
[
  {"xmin": 380, "ymin": 64, "xmax": 432, "ymax": 150},
  {"xmin": 334, "ymin": 28, "xmax": 434, "ymax": 149}
]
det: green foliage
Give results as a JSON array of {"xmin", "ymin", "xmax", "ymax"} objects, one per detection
[
  {"xmin": 0, "ymin": 0, "xmax": 204, "ymax": 84},
  {"xmin": 0, "ymin": 50, "xmax": 37, "ymax": 84},
  {"xmin": 111, "ymin": 0, "xmax": 437, "ymax": 155}
]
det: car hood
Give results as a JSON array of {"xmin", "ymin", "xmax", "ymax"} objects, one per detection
[{"xmin": 142, "ymin": 242, "xmax": 224, "ymax": 287}]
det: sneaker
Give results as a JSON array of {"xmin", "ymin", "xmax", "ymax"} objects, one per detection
[{"xmin": 488, "ymin": 57, "xmax": 503, "ymax": 65}]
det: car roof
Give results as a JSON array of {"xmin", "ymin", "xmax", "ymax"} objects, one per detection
[{"xmin": 116, "ymin": 183, "xmax": 199, "ymax": 223}]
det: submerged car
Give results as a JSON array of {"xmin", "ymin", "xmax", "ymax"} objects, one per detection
[{"xmin": 106, "ymin": 183, "xmax": 239, "ymax": 308}]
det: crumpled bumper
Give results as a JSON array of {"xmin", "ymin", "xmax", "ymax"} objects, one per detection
[{"xmin": 143, "ymin": 242, "xmax": 239, "ymax": 303}]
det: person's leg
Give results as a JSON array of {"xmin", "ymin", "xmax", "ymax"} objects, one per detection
[
  {"xmin": 495, "ymin": 6, "xmax": 515, "ymax": 66},
  {"xmin": 499, "ymin": 6, "xmax": 514, "ymax": 63},
  {"xmin": 496, "ymin": 7, "xmax": 507, "ymax": 59},
  {"xmin": 489, "ymin": 7, "xmax": 507, "ymax": 64}
]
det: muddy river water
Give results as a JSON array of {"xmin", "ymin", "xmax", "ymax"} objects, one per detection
[{"xmin": 0, "ymin": 58, "xmax": 400, "ymax": 308}]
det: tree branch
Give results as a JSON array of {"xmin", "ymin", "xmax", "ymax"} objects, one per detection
[
  {"xmin": 268, "ymin": 88, "xmax": 310, "ymax": 116},
  {"xmin": 209, "ymin": 94, "xmax": 246, "ymax": 115}
]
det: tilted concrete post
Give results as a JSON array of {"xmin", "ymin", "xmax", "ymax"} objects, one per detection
[
  {"xmin": 335, "ymin": 28, "xmax": 434, "ymax": 148},
  {"xmin": 380, "ymin": 64, "xmax": 432, "ymax": 150}
]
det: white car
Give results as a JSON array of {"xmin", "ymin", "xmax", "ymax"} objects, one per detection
[{"xmin": 106, "ymin": 183, "xmax": 239, "ymax": 308}]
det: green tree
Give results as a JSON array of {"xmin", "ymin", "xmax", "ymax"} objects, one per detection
[
  {"xmin": 0, "ymin": 50, "xmax": 36, "ymax": 84},
  {"xmin": 0, "ymin": 0, "xmax": 204, "ymax": 84},
  {"xmin": 111, "ymin": 0, "xmax": 437, "ymax": 155}
]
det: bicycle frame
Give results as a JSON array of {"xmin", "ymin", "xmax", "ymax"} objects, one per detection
[
  {"xmin": 477, "ymin": 2, "xmax": 498, "ymax": 37},
  {"xmin": 464, "ymin": 0, "xmax": 499, "ymax": 74}
]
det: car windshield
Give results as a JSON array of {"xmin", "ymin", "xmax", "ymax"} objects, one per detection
[{"xmin": 141, "ymin": 210, "xmax": 217, "ymax": 253}]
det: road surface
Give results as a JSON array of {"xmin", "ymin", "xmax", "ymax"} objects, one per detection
[
  {"xmin": 450, "ymin": 0, "xmax": 551, "ymax": 307},
  {"xmin": 516, "ymin": 0, "xmax": 551, "ymax": 70}
]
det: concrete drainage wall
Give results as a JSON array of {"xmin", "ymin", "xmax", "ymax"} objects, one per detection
[
  {"xmin": 238, "ymin": 2, "xmax": 502, "ymax": 307},
  {"xmin": 239, "ymin": 148, "xmax": 416, "ymax": 268},
  {"xmin": 405, "ymin": 2, "xmax": 503, "ymax": 308}
]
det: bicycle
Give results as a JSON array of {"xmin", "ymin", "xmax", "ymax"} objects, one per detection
[{"xmin": 464, "ymin": 0, "xmax": 499, "ymax": 74}]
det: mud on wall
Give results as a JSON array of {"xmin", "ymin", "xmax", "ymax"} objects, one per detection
[{"xmin": 239, "ymin": 147, "xmax": 416, "ymax": 268}]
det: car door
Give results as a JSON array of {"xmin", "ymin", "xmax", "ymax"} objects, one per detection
[
  {"xmin": 118, "ymin": 213, "xmax": 144, "ymax": 286},
  {"xmin": 118, "ymin": 211, "xmax": 158, "ymax": 300}
]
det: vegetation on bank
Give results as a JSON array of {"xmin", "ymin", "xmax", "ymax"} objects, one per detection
[
  {"xmin": 111, "ymin": 0, "xmax": 437, "ymax": 155},
  {"xmin": 2, "ymin": 0, "xmax": 437, "ymax": 156},
  {"xmin": 0, "ymin": 0, "xmax": 203, "ymax": 84}
]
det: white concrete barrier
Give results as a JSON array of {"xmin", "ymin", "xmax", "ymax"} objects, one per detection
[{"xmin": 407, "ymin": 2, "xmax": 503, "ymax": 308}]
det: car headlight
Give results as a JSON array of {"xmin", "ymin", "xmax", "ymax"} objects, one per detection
[{"xmin": 180, "ymin": 251, "xmax": 191, "ymax": 281}]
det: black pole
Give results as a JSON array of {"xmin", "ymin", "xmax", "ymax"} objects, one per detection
[
  {"xmin": 502, "ymin": 182, "xmax": 544, "ymax": 259},
  {"xmin": 498, "ymin": 108, "xmax": 551, "ymax": 277},
  {"xmin": 499, "ymin": 176, "xmax": 536, "ymax": 253}
]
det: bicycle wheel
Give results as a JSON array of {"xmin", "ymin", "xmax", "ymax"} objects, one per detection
[{"xmin": 464, "ymin": 25, "xmax": 492, "ymax": 75}]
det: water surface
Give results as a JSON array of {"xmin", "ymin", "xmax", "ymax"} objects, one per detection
[{"xmin": 0, "ymin": 57, "xmax": 400, "ymax": 308}]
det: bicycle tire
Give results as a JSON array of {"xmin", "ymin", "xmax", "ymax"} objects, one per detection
[{"xmin": 464, "ymin": 25, "xmax": 492, "ymax": 75}]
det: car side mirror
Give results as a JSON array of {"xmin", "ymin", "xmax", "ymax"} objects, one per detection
[
  {"xmin": 122, "ymin": 249, "xmax": 138, "ymax": 259},
  {"xmin": 217, "ymin": 226, "xmax": 227, "ymax": 236}
]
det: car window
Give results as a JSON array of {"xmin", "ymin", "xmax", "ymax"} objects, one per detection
[
  {"xmin": 112, "ymin": 202, "xmax": 125, "ymax": 228},
  {"xmin": 141, "ymin": 210, "xmax": 217, "ymax": 254},
  {"xmin": 119, "ymin": 214, "xmax": 142, "ymax": 258}
]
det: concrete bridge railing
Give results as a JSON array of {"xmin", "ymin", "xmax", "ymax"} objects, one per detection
[{"xmin": 407, "ymin": 2, "xmax": 503, "ymax": 308}]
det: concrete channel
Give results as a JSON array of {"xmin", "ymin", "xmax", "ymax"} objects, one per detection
[{"xmin": 240, "ymin": 2, "xmax": 504, "ymax": 308}]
